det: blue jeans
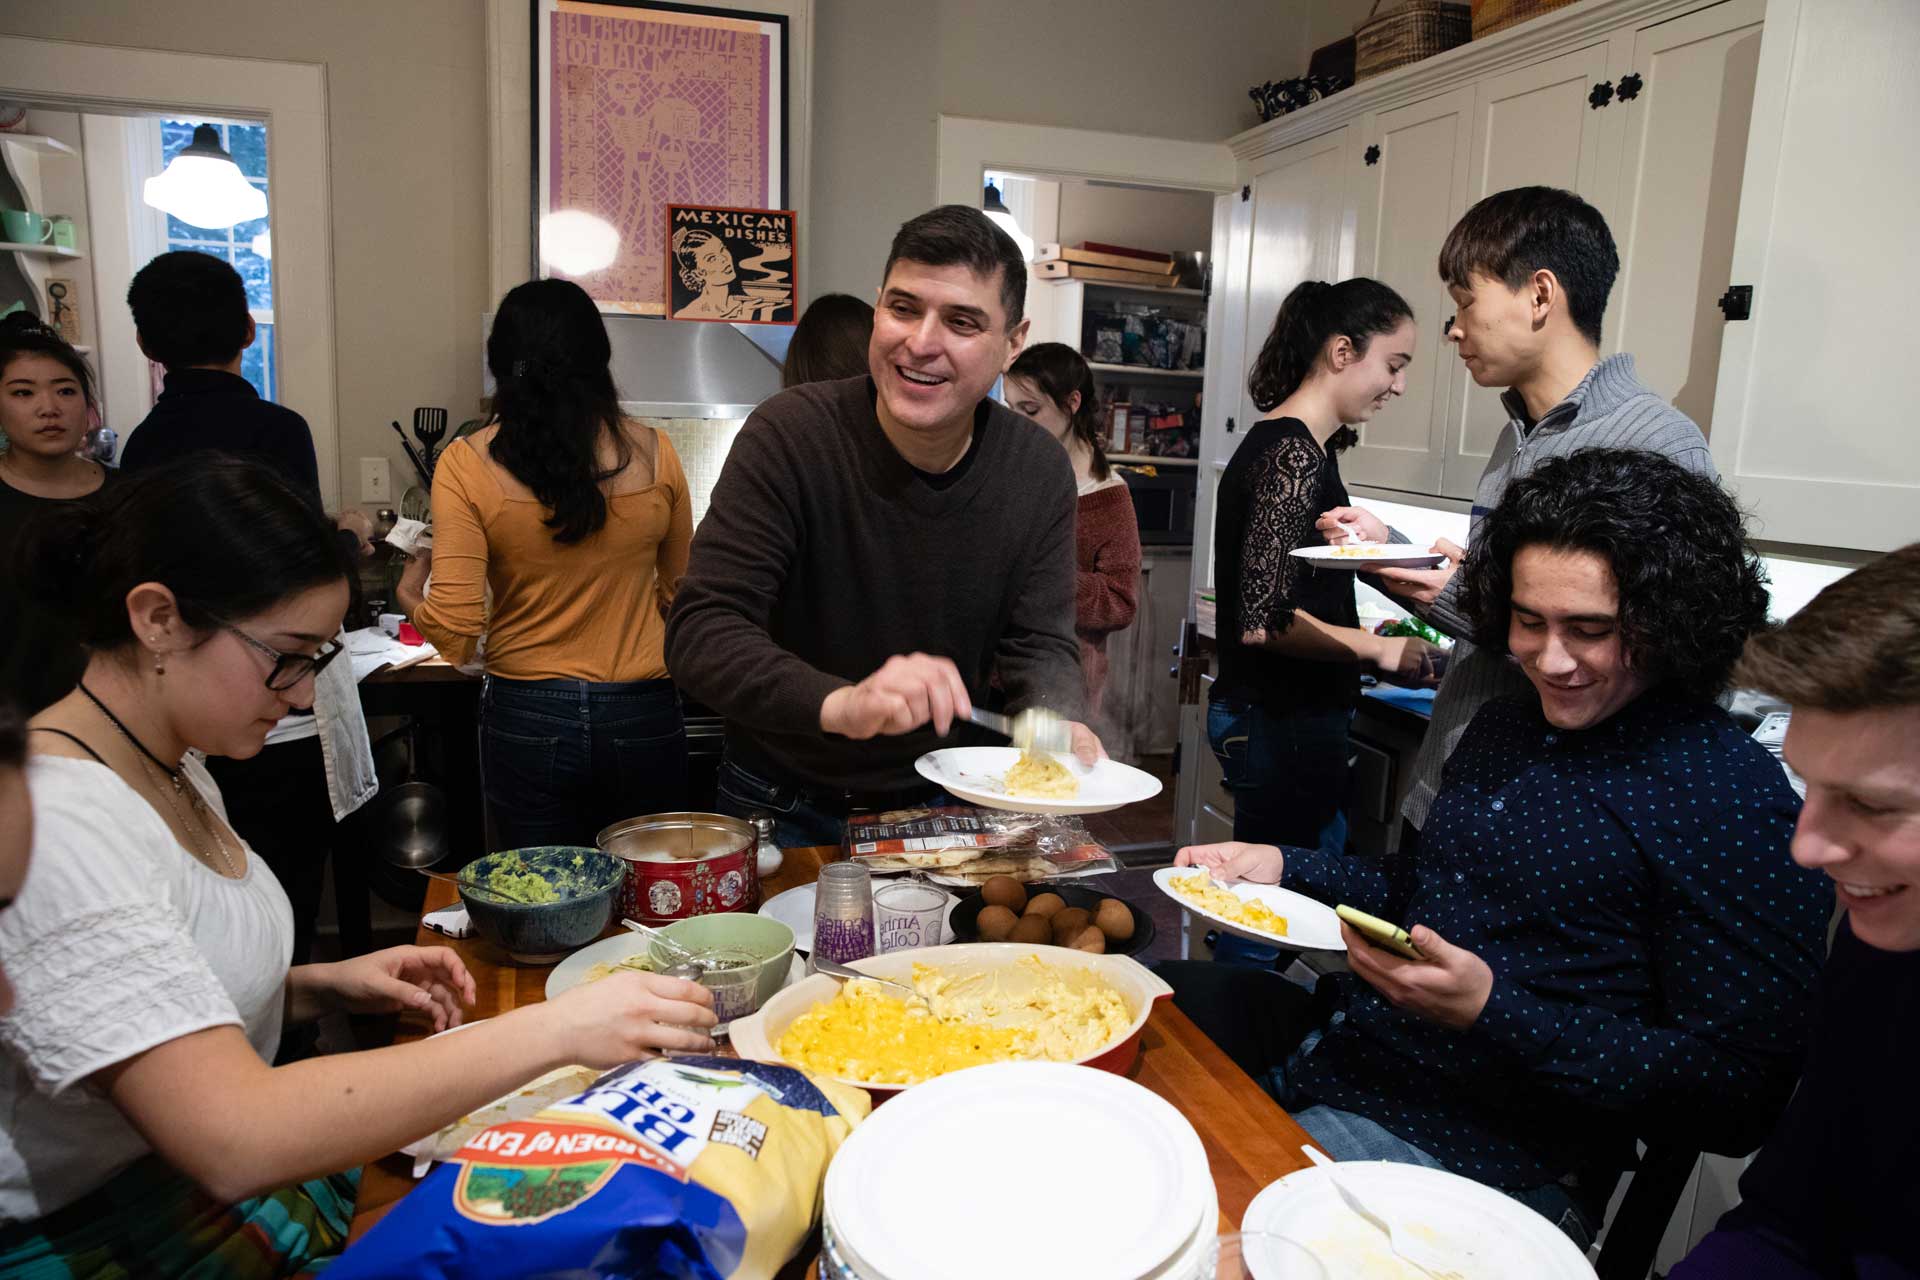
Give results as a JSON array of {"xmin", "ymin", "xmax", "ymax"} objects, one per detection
[
  {"xmin": 479, "ymin": 676, "xmax": 687, "ymax": 852},
  {"xmin": 712, "ymin": 751, "xmax": 951, "ymax": 851},
  {"xmin": 1207, "ymin": 697, "xmax": 1353, "ymax": 966}
]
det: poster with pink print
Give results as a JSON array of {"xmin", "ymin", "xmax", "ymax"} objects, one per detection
[{"xmin": 536, "ymin": 0, "xmax": 786, "ymax": 315}]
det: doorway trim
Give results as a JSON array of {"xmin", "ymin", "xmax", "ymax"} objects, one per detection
[
  {"xmin": 0, "ymin": 36, "xmax": 338, "ymax": 505},
  {"xmin": 935, "ymin": 115, "xmax": 1236, "ymax": 208}
]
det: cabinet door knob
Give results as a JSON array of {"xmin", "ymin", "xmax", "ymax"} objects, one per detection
[
  {"xmin": 1588, "ymin": 81, "xmax": 1615, "ymax": 109},
  {"xmin": 1226, "ymin": 416, "xmax": 1237, "ymax": 434},
  {"xmin": 1363, "ymin": 144, "xmax": 1381, "ymax": 166},
  {"xmin": 1443, "ymin": 314, "xmax": 1455, "ymax": 337},
  {"xmin": 1618, "ymin": 72, "xmax": 1644, "ymax": 102}
]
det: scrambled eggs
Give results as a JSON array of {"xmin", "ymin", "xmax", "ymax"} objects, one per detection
[
  {"xmin": 1003, "ymin": 749, "xmax": 1079, "ymax": 799},
  {"xmin": 776, "ymin": 957, "xmax": 1130, "ymax": 1086},
  {"xmin": 1169, "ymin": 872, "xmax": 1290, "ymax": 938}
]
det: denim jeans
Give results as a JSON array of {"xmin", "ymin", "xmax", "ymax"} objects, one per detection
[
  {"xmin": 1207, "ymin": 697, "xmax": 1353, "ymax": 966},
  {"xmin": 712, "ymin": 751, "xmax": 950, "ymax": 852},
  {"xmin": 479, "ymin": 676, "xmax": 687, "ymax": 851}
]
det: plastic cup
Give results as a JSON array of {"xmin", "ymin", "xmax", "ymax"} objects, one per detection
[
  {"xmin": 690, "ymin": 946, "xmax": 762, "ymax": 1023},
  {"xmin": 812, "ymin": 862, "xmax": 875, "ymax": 967},
  {"xmin": 874, "ymin": 881, "xmax": 950, "ymax": 953}
]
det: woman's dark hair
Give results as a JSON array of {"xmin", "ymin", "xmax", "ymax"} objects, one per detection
[
  {"xmin": 1247, "ymin": 277, "xmax": 1413, "ymax": 453},
  {"xmin": 484, "ymin": 278, "xmax": 627, "ymax": 544},
  {"xmin": 1008, "ymin": 342, "xmax": 1109, "ymax": 482},
  {"xmin": 13, "ymin": 456, "xmax": 351, "ymax": 652},
  {"xmin": 782, "ymin": 293, "xmax": 874, "ymax": 387},
  {"xmin": 0, "ymin": 700, "xmax": 24, "ymax": 770},
  {"xmin": 1461, "ymin": 448, "xmax": 1770, "ymax": 702},
  {"xmin": 0, "ymin": 312, "xmax": 96, "ymax": 409}
]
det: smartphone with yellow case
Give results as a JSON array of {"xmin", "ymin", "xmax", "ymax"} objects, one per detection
[{"xmin": 1335, "ymin": 904, "xmax": 1426, "ymax": 960}]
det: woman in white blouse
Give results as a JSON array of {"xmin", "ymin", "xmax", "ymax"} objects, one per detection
[{"xmin": 0, "ymin": 459, "xmax": 716, "ymax": 1276}]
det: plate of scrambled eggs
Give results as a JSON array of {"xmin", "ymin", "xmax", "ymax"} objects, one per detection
[
  {"xmin": 728, "ymin": 943, "xmax": 1171, "ymax": 1093},
  {"xmin": 914, "ymin": 746, "xmax": 1162, "ymax": 815},
  {"xmin": 1289, "ymin": 544, "xmax": 1446, "ymax": 569},
  {"xmin": 1153, "ymin": 867, "xmax": 1346, "ymax": 951}
]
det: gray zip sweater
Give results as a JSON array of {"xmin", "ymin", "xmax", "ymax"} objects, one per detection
[{"xmin": 1402, "ymin": 353, "xmax": 1715, "ymax": 828}]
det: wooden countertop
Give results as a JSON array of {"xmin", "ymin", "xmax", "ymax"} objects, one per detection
[{"xmin": 344, "ymin": 848, "xmax": 1320, "ymax": 1271}]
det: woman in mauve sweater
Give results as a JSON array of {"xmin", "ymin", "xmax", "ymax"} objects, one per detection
[{"xmin": 1006, "ymin": 344, "xmax": 1140, "ymax": 720}]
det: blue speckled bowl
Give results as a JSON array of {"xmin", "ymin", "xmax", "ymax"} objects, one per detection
[{"xmin": 456, "ymin": 847, "xmax": 625, "ymax": 963}]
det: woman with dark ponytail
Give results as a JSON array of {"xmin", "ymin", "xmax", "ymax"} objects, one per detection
[
  {"xmin": 0, "ymin": 458, "xmax": 716, "ymax": 1276},
  {"xmin": 407, "ymin": 278, "xmax": 693, "ymax": 847},
  {"xmin": 1005, "ymin": 342, "xmax": 1140, "ymax": 721},
  {"xmin": 0, "ymin": 313, "xmax": 114, "ymax": 714},
  {"xmin": 1207, "ymin": 279, "xmax": 1438, "ymax": 933}
]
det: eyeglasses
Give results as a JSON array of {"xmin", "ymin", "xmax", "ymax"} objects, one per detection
[{"xmin": 224, "ymin": 625, "xmax": 343, "ymax": 692}]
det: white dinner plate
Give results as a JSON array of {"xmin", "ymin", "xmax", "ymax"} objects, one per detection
[
  {"xmin": 915, "ymin": 746, "xmax": 1162, "ymax": 815},
  {"xmin": 543, "ymin": 932, "xmax": 805, "ymax": 1029},
  {"xmin": 826, "ymin": 1062, "xmax": 1213, "ymax": 1280},
  {"xmin": 1243, "ymin": 1161, "xmax": 1596, "ymax": 1280},
  {"xmin": 1290, "ymin": 544, "xmax": 1446, "ymax": 570},
  {"xmin": 757, "ymin": 882, "xmax": 957, "ymax": 952},
  {"xmin": 1152, "ymin": 866, "xmax": 1346, "ymax": 952}
]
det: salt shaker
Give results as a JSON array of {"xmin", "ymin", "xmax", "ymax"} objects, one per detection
[
  {"xmin": 752, "ymin": 816, "xmax": 783, "ymax": 878},
  {"xmin": 811, "ymin": 861, "xmax": 874, "ymax": 971}
]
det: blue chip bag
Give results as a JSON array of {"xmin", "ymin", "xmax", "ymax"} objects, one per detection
[{"xmin": 333, "ymin": 1056, "xmax": 870, "ymax": 1280}]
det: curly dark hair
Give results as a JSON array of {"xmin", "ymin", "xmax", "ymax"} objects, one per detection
[{"xmin": 1460, "ymin": 448, "xmax": 1770, "ymax": 702}]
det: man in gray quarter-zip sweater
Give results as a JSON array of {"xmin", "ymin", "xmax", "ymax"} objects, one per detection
[{"xmin": 1319, "ymin": 187, "xmax": 1714, "ymax": 840}]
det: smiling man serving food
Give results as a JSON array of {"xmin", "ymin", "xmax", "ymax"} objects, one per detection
[
  {"xmin": 667, "ymin": 205, "xmax": 1098, "ymax": 847},
  {"xmin": 1165, "ymin": 449, "xmax": 1831, "ymax": 1248}
]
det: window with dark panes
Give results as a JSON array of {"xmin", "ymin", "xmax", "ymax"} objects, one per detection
[{"xmin": 160, "ymin": 118, "xmax": 274, "ymax": 400}]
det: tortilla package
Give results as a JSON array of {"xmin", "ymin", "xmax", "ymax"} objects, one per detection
[
  {"xmin": 332, "ymin": 1056, "xmax": 870, "ymax": 1280},
  {"xmin": 845, "ymin": 805, "xmax": 1117, "ymax": 881}
]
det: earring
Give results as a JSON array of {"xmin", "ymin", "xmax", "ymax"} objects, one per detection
[{"xmin": 150, "ymin": 635, "xmax": 166, "ymax": 677}]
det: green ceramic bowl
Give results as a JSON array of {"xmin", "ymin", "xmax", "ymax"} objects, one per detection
[{"xmin": 648, "ymin": 913, "xmax": 796, "ymax": 1013}]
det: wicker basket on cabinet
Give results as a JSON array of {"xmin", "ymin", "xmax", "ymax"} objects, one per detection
[
  {"xmin": 1355, "ymin": 0, "xmax": 1472, "ymax": 80},
  {"xmin": 1471, "ymin": 0, "xmax": 1579, "ymax": 38}
]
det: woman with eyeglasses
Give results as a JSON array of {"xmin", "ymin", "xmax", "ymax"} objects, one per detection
[{"xmin": 0, "ymin": 458, "xmax": 716, "ymax": 1277}]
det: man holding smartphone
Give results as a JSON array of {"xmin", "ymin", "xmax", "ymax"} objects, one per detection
[
  {"xmin": 1672, "ymin": 545, "xmax": 1920, "ymax": 1279},
  {"xmin": 1168, "ymin": 450, "xmax": 1830, "ymax": 1247}
]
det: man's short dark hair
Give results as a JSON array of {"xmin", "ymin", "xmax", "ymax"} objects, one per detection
[
  {"xmin": 127, "ymin": 250, "xmax": 252, "ymax": 369},
  {"xmin": 1461, "ymin": 448, "xmax": 1770, "ymax": 702},
  {"xmin": 1438, "ymin": 186, "xmax": 1619, "ymax": 346},
  {"xmin": 1737, "ymin": 542, "xmax": 1920, "ymax": 713},
  {"xmin": 881, "ymin": 205, "xmax": 1027, "ymax": 330}
]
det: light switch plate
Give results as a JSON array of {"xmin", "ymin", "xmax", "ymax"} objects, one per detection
[{"xmin": 360, "ymin": 457, "xmax": 391, "ymax": 502}]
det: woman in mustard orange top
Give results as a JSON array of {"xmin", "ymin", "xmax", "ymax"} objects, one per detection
[{"xmin": 409, "ymin": 279, "xmax": 692, "ymax": 848}]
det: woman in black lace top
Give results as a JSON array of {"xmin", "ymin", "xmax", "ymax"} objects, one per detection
[{"xmin": 1211, "ymin": 279, "xmax": 1439, "ymax": 887}]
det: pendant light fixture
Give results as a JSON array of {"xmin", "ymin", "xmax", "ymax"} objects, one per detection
[
  {"xmin": 982, "ymin": 179, "xmax": 1035, "ymax": 262},
  {"xmin": 143, "ymin": 124, "xmax": 268, "ymax": 230}
]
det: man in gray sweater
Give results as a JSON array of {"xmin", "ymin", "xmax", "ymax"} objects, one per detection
[
  {"xmin": 1321, "ymin": 187, "xmax": 1715, "ymax": 845},
  {"xmin": 667, "ymin": 206, "xmax": 1099, "ymax": 846}
]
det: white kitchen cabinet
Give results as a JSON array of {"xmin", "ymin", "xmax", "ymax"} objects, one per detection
[
  {"xmin": 1104, "ymin": 546, "xmax": 1193, "ymax": 762},
  {"xmin": 1608, "ymin": 0, "xmax": 1766, "ymax": 434},
  {"xmin": 1348, "ymin": 86, "xmax": 1475, "ymax": 496},
  {"xmin": 1210, "ymin": 0, "xmax": 1788, "ymax": 531},
  {"xmin": 1236, "ymin": 127, "xmax": 1358, "ymax": 436},
  {"xmin": 1441, "ymin": 41, "xmax": 1618, "ymax": 497},
  {"xmin": 1706, "ymin": 0, "xmax": 1920, "ymax": 552}
]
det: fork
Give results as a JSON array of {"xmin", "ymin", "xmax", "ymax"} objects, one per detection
[
  {"xmin": 1302, "ymin": 1145, "xmax": 1464, "ymax": 1280},
  {"xmin": 811, "ymin": 956, "xmax": 946, "ymax": 1021}
]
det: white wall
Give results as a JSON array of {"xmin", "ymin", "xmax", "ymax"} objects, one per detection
[{"xmin": 1055, "ymin": 181, "xmax": 1215, "ymax": 256}]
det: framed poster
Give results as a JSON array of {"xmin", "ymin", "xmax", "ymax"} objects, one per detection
[
  {"xmin": 665, "ymin": 203, "xmax": 795, "ymax": 323},
  {"xmin": 534, "ymin": 0, "xmax": 788, "ymax": 315}
]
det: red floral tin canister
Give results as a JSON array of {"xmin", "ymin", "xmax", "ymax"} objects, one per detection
[{"xmin": 595, "ymin": 811, "xmax": 758, "ymax": 925}]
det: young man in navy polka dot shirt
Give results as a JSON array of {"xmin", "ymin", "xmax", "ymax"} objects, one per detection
[
  {"xmin": 1171, "ymin": 450, "xmax": 1831, "ymax": 1246},
  {"xmin": 1673, "ymin": 543, "xmax": 1920, "ymax": 1279}
]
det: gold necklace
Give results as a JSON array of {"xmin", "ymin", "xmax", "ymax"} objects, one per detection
[{"xmin": 79, "ymin": 683, "xmax": 244, "ymax": 879}]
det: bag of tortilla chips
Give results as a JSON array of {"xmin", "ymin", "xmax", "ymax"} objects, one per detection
[{"xmin": 332, "ymin": 1055, "xmax": 869, "ymax": 1280}]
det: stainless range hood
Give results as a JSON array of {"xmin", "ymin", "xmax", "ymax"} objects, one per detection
[{"xmin": 607, "ymin": 317, "xmax": 785, "ymax": 419}]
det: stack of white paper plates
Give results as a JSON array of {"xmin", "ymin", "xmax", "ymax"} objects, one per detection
[{"xmin": 823, "ymin": 1062, "xmax": 1215, "ymax": 1280}]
